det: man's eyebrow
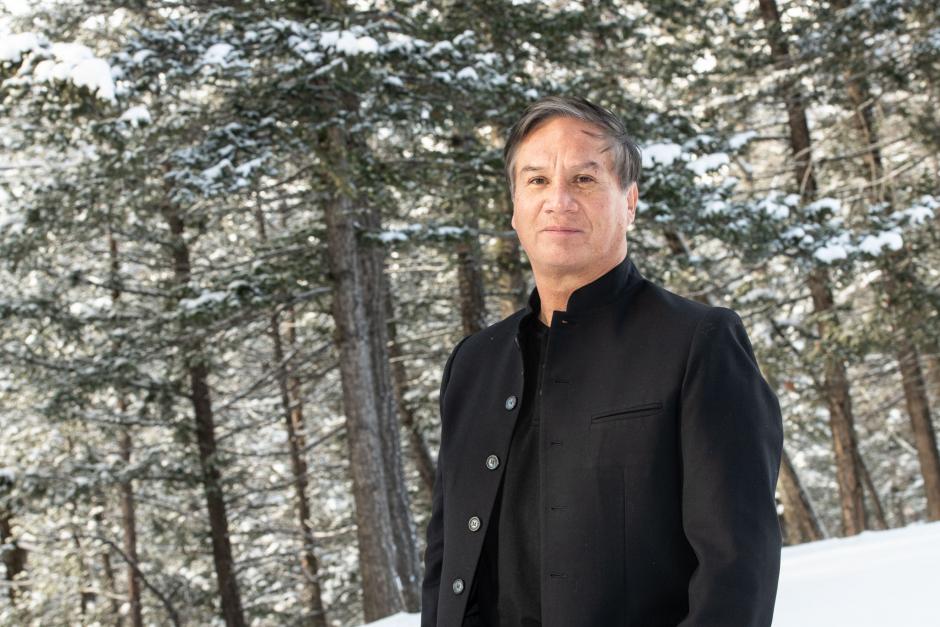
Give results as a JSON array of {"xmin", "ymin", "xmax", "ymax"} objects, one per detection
[{"xmin": 518, "ymin": 160, "xmax": 603, "ymax": 174}]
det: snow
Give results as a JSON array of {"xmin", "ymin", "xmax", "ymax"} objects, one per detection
[
  {"xmin": 120, "ymin": 105, "xmax": 151, "ymax": 126},
  {"xmin": 0, "ymin": 31, "xmax": 41, "ymax": 63},
  {"xmin": 641, "ymin": 142, "xmax": 682, "ymax": 168},
  {"xmin": 201, "ymin": 42, "xmax": 233, "ymax": 65},
  {"xmin": 858, "ymin": 229, "xmax": 903, "ymax": 255},
  {"xmin": 686, "ymin": 152, "xmax": 730, "ymax": 175},
  {"xmin": 814, "ymin": 241, "xmax": 850, "ymax": 263},
  {"xmin": 360, "ymin": 521, "xmax": 940, "ymax": 627},
  {"xmin": 31, "ymin": 41, "xmax": 116, "ymax": 102},
  {"xmin": 805, "ymin": 197, "xmax": 841, "ymax": 216},
  {"xmin": 320, "ymin": 30, "xmax": 379, "ymax": 56},
  {"xmin": 729, "ymin": 130, "xmax": 757, "ymax": 150},
  {"xmin": 178, "ymin": 290, "xmax": 228, "ymax": 310},
  {"xmin": 456, "ymin": 66, "xmax": 479, "ymax": 81}
]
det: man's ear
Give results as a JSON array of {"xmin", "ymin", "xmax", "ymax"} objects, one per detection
[{"xmin": 626, "ymin": 182, "xmax": 638, "ymax": 227}]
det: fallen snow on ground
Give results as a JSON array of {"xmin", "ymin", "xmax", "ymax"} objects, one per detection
[{"xmin": 361, "ymin": 520, "xmax": 940, "ymax": 626}]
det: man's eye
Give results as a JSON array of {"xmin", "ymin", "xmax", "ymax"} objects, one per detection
[
  {"xmin": 576, "ymin": 175, "xmax": 595, "ymax": 184},
  {"xmin": 529, "ymin": 177, "xmax": 547, "ymax": 185}
]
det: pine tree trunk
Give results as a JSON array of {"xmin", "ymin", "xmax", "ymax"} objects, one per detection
[
  {"xmin": 456, "ymin": 214, "xmax": 487, "ymax": 336},
  {"xmin": 117, "ymin": 423, "xmax": 143, "ymax": 627},
  {"xmin": 496, "ymin": 192, "xmax": 527, "ymax": 319},
  {"xmin": 322, "ymin": 125, "xmax": 405, "ymax": 621},
  {"xmin": 160, "ymin": 190, "xmax": 245, "ymax": 627},
  {"xmin": 855, "ymin": 448, "xmax": 888, "ymax": 530},
  {"xmin": 778, "ymin": 447, "xmax": 826, "ymax": 544},
  {"xmin": 385, "ymin": 283, "xmax": 437, "ymax": 498},
  {"xmin": 358, "ymin": 197, "xmax": 421, "ymax": 612},
  {"xmin": 830, "ymin": 0, "xmax": 940, "ymax": 521},
  {"xmin": 254, "ymin": 202, "xmax": 329, "ymax": 627},
  {"xmin": 760, "ymin": 0, "xmax": 868, "ymax": 534},
  {"xmin": 108, "ymin": 227, "xmax": 144, "ymax": 627}
]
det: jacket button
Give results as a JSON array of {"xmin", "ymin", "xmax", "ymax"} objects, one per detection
[
  {"xmin": 485, "ymin": 454, "xmax": 500, "ymax": 470},
  {"xmin": 504, "ymin": 395, "xmax": 517, "ymax": 410},
  {"xmin": 452, "ymin": 578, "xmax": 465, "ymax": 594},
  {"xmin": 468, "ymin": 515, "xmax": 481, "ymax": 532}
]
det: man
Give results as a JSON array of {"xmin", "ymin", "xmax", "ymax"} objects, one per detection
[{"xmin": 421, "ymin": 95, "xmax": 784, "ymax": 627}]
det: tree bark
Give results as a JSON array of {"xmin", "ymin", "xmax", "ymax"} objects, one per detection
[
  {"xmin": 357, "ymin": 183, "xmax": 422, "ymax": 613},
  {"xmin": 456, "ymin": 213, "xmax": 488, "ymax": 336},
  {"xmin": 254, "ymin": 202, "xmax": 329, "ymax": 626},
  {"xmin": 759, "ymin": 0, "xmax": 868, "ymax": 534},
  {"xmin": 495, "ymin": 191, "xmax": 527, "ymax": 319},
  {"xmin": 108, "ymin": 227, "xmax": 144, "ymax": 627},
  {"xmin": 830, "ymin": 0, "xmax": 940, "ymax": 521},
  {"xmin": 385, "ymin": 282, "xmax": 437, "ymax": 498},
  {"xmin": 777, "ymin": 447, "xmax": 826, "ymax": 544},
  {"xmin": 321, "ymin": 124, "xmax": 405, "ymax": 621},
  {"xmin": 161, "ymin": 182, "xmax": 245, "ymax": 627}
]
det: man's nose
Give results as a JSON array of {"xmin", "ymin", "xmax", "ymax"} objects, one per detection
[{"xmin": 546, "ymin": 179, "xmax": 576, "ymax": 212}]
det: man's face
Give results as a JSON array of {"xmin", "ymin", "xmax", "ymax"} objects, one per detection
[{"xmin": 510, "ymin": 116, "xmax": 637, "ymax": 277}]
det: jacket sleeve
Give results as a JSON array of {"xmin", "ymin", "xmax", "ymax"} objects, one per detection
[
  {"xmin": 677, "ymin": 307, "xmax": 784, "ymax": 627},
  {"xmin": 421, "ymin": 335, "xmax": 469, "ymax": 627}
]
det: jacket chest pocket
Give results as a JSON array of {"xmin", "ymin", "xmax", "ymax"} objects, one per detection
[{"xmin": 589, "ymin": 401, "xmax": 663, "ymax": 426}]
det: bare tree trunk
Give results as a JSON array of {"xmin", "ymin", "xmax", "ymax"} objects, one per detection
[
  {"xmin": 93, "ymin": 510, "xmax": 122, "ymax": 622},
  {"xmin": 777, "ymin": 447, "xmax": 826, "ymax": 544},
  {"xmin": 117, "ymin": 424, "xmax": 143, "ymax": 627},
  {"xmin": 358, "ymin": 190, "xmax": 421, "ymax": 612},
  {"xmin": 321, "ymin": 125, "xmax": 404, "ymax": 621},
  {"xmin": 107, "ymin": 227, "xmax": 144, "ymax": 627},
  {"xmin": 161, "ymin": 182, "xmax": 245, "ymax": 627},
  {"xmin": 496, "ymin": 192, "xmax": 527, "ymax": 319},
  {"xmin": 760, "ymin": 0, "xmax": 868, "ymax": 534},
  {"xmin": 806, "ymin": 269, "xmax": 867, "ymax": 534},
  {"xmin": 385, "ymin": 282, "xmax": 437, "ymax": 497},
  {"xmin": 456, "ymin": 213, "xmax": 487, "ymax": 336},
  {"xmin": 855, "ymin": 449, "xmax": 888, "ymax": 530},
  {"xmin": 253, "ymin": 202, "xmax": 329, "ymax": 627},
  {"xmin": 830, "ymin": 0, "xmax": 940, "ymax": 521}
]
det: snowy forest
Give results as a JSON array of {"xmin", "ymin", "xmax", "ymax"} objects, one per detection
[{"xmin": 1, "ymin": 0, "xmax": 938, "ymax": 625}]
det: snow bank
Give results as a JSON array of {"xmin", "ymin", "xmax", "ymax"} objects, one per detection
[{"xmin": 360, "ymin": 521, "xmax": 940, "ymax": 627}]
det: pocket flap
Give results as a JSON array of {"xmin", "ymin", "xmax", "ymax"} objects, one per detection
[{"xmin": 590, "ymin": 401, "xmax": 663, "ymax": 423}]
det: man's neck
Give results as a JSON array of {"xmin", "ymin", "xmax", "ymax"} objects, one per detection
[{"xmin": 533, "ymin": 251, "xmax": 627, "ymax": 326}]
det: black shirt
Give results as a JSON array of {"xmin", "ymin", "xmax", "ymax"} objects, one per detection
[{"xmin": 466, "ymin": 312, "xmax": 549, "ymax": 627}]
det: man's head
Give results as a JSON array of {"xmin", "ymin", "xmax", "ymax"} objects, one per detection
[{"xmin": 504, "ymin": 95, "xmax": 642, "ymax": 279}]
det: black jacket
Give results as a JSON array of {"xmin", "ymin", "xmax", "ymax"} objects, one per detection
[{"xmin": 421, "ymin": 254, "xmax": 784, "ymax": 627}]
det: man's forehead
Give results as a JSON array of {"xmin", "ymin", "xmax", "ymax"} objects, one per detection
[{"xmin": 519, "ymin": 159, "xmax": 605, "ymax": 173}]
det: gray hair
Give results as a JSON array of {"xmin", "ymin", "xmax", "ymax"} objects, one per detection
[{"xmin": 503, "ymin": 95, "xmax": 641, "ymax": 198}]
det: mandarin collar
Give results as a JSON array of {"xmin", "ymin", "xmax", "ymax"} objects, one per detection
[{"xmin": 523, "ymin": 253, "xmax": 641, "ymax": 320}]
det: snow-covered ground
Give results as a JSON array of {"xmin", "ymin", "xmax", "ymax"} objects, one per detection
[{"xmin": 363, "ymin": 520, "xmax": 940, "ymax": 626}]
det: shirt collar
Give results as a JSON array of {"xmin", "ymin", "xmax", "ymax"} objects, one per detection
[{"xmin": 523, "ymin": 253, "xmax": 641, "ymax": 320}]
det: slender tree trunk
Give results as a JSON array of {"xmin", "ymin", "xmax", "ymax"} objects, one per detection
[
  {"xmin": 108, "ymin": 227, "xmax": 144, "ymax": 627},
  {"xmin": 117, "ymin": 423, "xmax": 143, "ymax": 627},
  {"xmin": 777, "ymin": 447, "xmax": 826, "ymax": 544},
  {"xmin": 830, "ymin": 0, "xmax": 940, "ymax": 521},
  {"xmin": 160, "ymin": 182, "xmax": 245, "ymax": 627},
  {"xmin": 806, "ymin": 269, "xmax": 867, "ymax": 534},
  {"xmin": 93, "ymin": 509, "xmax": 122, "ymax": 621},
  {"xmin": 385, "ymin": 283, "xmax": 437, "ymax": 497},
  {"xmin": 455, "ymin": 213, "xmax": 487, "ymax": 336},
  {"xmin": 321, "ymin": 124, "xmax": 404, "ymax": 621},
  {"xmin": 760, "ymin": 0, "xmax": 868, "ymax": 534},
  {"xmin": 855, "ymin": 449, "xmax": 888, "ymax": 530},
  {"xmin": 253, "ymin": 202, "xmax": 329, "ymax": 626},
  {"xmin": 496, "ymin": 192, "xmax": 527, "ymax": 319},
  {"xmin": 358, "ymin": 187, "xmax": 421, "ymax": 612}
]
